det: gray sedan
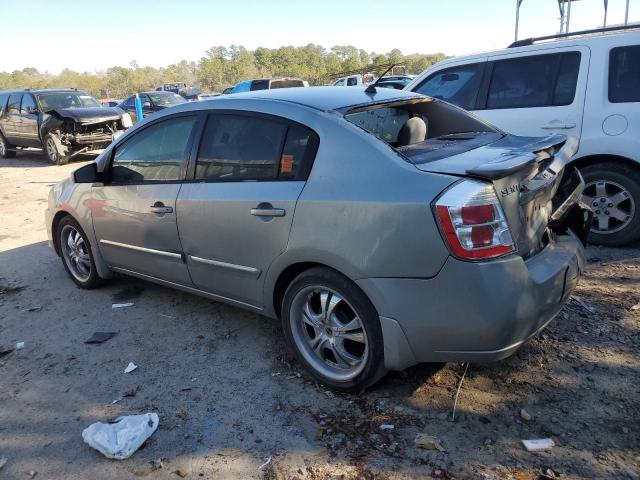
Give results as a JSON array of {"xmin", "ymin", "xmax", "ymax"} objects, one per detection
[{"xmin": 46, "ymin": 87, "xmax": 591, "ymax": 391}]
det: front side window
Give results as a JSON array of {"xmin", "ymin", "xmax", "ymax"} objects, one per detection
[
  {"xmin": 195, "ymin": 113, "xmax": 318, "ymax": 182},
  {"xmin": 20, "ymin": 94, "xmax": 36, "ymax": 115},
  {"xmin": 7, "ymin": 94, "xmax": 21, "ymax": 114},
  {"xmin": 111, "ymin": 115, "xmax": 196, "ymax": 184},
  {"xmin": 414, "ymin": 63, "xmax": 485, "ymax": 110},
  {"xmin": 609, "ymin": 45, "xmax": 640, "ymax": 103},
  {"xmin": 487, "ymin": 52, "xmax": 580, "ymax": 109},
  {"xmin": 347, "ymin": 77, "xmax": 358, "ymax": 86}
]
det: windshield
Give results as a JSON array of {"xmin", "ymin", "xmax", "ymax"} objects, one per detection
[
  {"xmin": 149, "ymin": 92, "xmax": 186, "ymax": 106},
  {"xmin": 36, "ymin": 92, "xmax": 101, "ymax": 110}
]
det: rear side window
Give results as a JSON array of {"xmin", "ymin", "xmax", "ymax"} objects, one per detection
[
  {"xmin": 0, "ymin": 94, "xmax": 7, "ymax": 114},
  {"xmin": 251, "ymin": 80, "xmax": 270, "ymax": 91},
  {"xmin": 111, "ymin": 115, "xmax": 196, "ymax": 184},
  {"xmin": 195, "ymin": 113, "xmax": 318, "ymax": 182},
  {"xmin": 487, "ymin": 52, "xmax": 580, "ymax": 109},
  {"xmin": 609, "ymin": 46, "xmax": 640, "ymax": 103},
  {"xmin": 347, "ymin": 77, "xmax": 358, "ymax": 86},
  {"xmin": 7, "ymin": 94, "xmax": 21, "ymax": 114},
  {"xmin": 413, "ymin": 63, "xmax": 485, "ymax": 110}
]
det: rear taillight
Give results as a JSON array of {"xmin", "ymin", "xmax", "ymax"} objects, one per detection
[{"xmin": 434, "ymin": 179, "xmax": 515, "ymax": 260}]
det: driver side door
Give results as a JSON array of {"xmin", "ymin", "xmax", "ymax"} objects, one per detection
[{"xmin": 91, "ymin": 113, "xmax": 199, "ymax": 285}]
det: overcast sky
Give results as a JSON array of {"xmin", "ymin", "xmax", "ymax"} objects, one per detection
[{"xmin": 0, "ymin": 0, "xmax": 636, "ymax": 73}]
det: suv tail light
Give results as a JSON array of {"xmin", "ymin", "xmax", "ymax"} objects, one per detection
[{"xmin": 434, "ymin": 179, "xmax": 515, "ymax": 260}]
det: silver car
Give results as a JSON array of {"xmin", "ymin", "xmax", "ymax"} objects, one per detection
[{"xmin": 46, "ymin": 87, "xmax": 591, "ymax": 391}]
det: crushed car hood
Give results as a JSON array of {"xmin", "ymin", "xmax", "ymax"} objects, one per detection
[{"xmin": 49, "ymin": 107, "xmax": 124, "ymax": 125}]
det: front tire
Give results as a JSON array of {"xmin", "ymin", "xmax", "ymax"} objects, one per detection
[
  {"xmin": 281, "ymin": 267, "xmax": 386, "ymax": 392},
  {"xmin": 57, "ymin": 216, "xmax": 102, "ymax": 289},
  {"xmin": 580, "ymin": 162, "xmax": 640, "ymax": 246},
  {"xmin": 45, "ymin": 133, "xmax": 68, "ymax": 165},
  {"xmin": 0, "ymin": 133, "xmax": 16, "ymax": 158}
]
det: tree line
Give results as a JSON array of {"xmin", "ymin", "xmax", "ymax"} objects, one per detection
[{"xmin": 0, "ymin": 45, "xmax": 447, "ymax": 99}]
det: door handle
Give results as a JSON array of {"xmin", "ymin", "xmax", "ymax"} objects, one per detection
[
  {"xmin": 251, "ymin": 207, "xmax": 285, "ymax": 217},
  {"xmin": 149, "ymin": 202, "xmax": 173, "ymax": 214},
  {"xmin": 541, "ymin": 121, "xmax": 576, "ymax": 130}
]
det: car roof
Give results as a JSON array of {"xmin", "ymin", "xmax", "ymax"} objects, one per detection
[
  {"xmin": 224, "ymin": 86, "xmax": 424, "ymax": 112},
  {"xmin": 432, "ymin": 29, "xmax": 640, "ymax": 67},
  {"xmin": 0, "ymin": 88, "xmax": 86, "ymax": 94}
]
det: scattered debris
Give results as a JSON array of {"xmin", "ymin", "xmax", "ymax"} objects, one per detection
[
  {"xmin": 258, "ymin": 456, "xmax": 272, "ymax": 470},
  {"xmin": 522, "ymin": 438, "xmax": 555, "ymax": 452},
  {"xmin": 111, "ymin": 398, "xmax": 121, "ymax": 405},
  {"xmin": 570, "ymin": 296, "xmax": 595, "ymax": 314},
  {"xmin": 160, "ymin": 314, "xmax": 176, "ymax": 319},
  {"xmin": 176, "ymin": 409, "xmax": 189, "ymax": 421},
  {"xmin": 82, "ymin": 413, "xmax": 159, "ymax": 460},
  {"xmin": 0, "ymin": 345, "xmax": 15, "ymax": 357},
  {"xmin": 520, "ymin": 409, "xmax": 533, "ymax": 421},
  {"xmin": 451, "ymin": 362, "xmax": 469, "ymax": 421},
  {"xmin": 123, "ymin": 387, "xmax": 138, "ymax": 397},
  {"xmin": 270, "ymin": 372, "xmax": 281, "ymax": 377},
  {"xmin": 379, "ymin": 424, "xmax": 394, "ymax": 430},
  {"xmin": 28, "ymin": 470, "xmax": 37, "ymax": 478},
  {"xmin": 0, "ymin": 284, "xmax": 24, "ymax": 295},
  {"xmin": 630, "ymin": 303, "xmax": 640, "ymax": 311},
  {"xmin": 174, "ymin": 468, "xmax": 188, "ymax": 477},
  {"xmin": 415, "ymin": 434, "xmax": 445, "ymax": 452},
  {"xmin": 25, "ymin": 306, "xmax": 41, "ymax": 312},
  {"xmin": 0, "ymin": 456, "xmax": 7, "ymax": 469},
  {"xmin": 112, "ymin": 302, "xmax": 134, "ymax": 309},
  {"xmin": 15, "ymin": 342, "xmax": 25, "ymax": 350},
  {"xmin": 124, "ymin": 362, "xmax": 138, "ymax": 374},
  {"xmin": 85, "ymin": 332, "xmax": 118, "ymax": 344}
]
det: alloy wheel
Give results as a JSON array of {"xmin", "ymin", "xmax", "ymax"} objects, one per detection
[
  {"xmin": 582, "ymin": 180, "xmax": 635, "ymax": 234},
  {"xmin": 46, "ymin": 137, "xmax": 58, "ymax": 163},
  {"xmin": 60, "ymin": 225, "xmax": 91, "ymax": 282},
  {"xmin": 289, "ymin": 286, "xmax": 368, "ymax": 382}
]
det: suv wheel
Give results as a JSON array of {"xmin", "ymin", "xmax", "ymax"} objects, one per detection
[
  {"xmin": 57, "ymin": 216, "xmax": 102, "ymax": 289},
  {"xmin": 45, "ymin": 133, "xmax": 68, "ymax": 165},
  {"xmin": 0, "ymin": 134, "xmax": 16, "ymax": 158},
  {"xmin": 281, "ymin": 267, "xmax": 386, "ymax": 392},
  {"xmin": 580, "ymin": 162, "xmax": 640, "ymax": 246}
]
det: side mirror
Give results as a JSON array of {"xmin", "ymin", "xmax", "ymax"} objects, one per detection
[
  {"xmin": 73, "ymin": 162, "xmax": 99, "ymax": 183},
  {"xmin": 142, "ymin": 101, "xmax": 152, "ymax": 108}
]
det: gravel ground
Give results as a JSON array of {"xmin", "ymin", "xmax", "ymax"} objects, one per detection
[{"xmin": 1, "ymin": 153, "xmax": 639, "ymax": 480}]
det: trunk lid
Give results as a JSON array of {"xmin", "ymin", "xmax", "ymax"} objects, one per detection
[{"xmin": 400, "ymin": 133, "xmax": 579, "ymax": 258}]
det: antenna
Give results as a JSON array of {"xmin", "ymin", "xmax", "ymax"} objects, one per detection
[{"xmin": 365, "ymin": 64, "xmax": 398, "ymax": 94}]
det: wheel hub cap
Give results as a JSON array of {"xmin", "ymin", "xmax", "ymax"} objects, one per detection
[
  {"xmin": 60, "ymin": 225, "xmax": 91, "ymax": 282},
  {"xmin": 582, "ymin": 180, "xmax": 635, "ymax": 234},
  {"xmin": 290, "ymin": 287, "xmax": 368, "ymax": 382}
]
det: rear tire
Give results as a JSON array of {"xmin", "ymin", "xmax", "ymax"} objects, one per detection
[
  {"xmin": 281, "ymin": 267, "xmax": 387, "ymax": 392},
  {"xmin": 580, "ymin": 162, "xmax": 640, "ymax": 247},
  {"xmin": 57, "ymin": 216, "xmax": 103, "ymax": 289},
  {"xmin": 0, "ymin": 133, "xmax": 16, "ymax": 158}
]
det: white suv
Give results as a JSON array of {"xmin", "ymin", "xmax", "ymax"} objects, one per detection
[{"xmin": 406, "ymin": 27, "xmax": 640, "ymax": 246}]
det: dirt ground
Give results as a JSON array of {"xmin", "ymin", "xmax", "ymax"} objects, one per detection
[{"xmin": 1, "ymin": 153, "xmax": 639, "ymax": 480}]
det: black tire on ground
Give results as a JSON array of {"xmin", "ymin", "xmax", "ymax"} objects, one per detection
[
  {"xmin": 281, "ymin": 267, "xmax": 387, "ymax": 392},
  {"xmin": 44, "ymin": 133, "xmax": 68, "ymax": 165},
  {"xmin": 56, "ymin": 215, "xmax": 103, "ymax": 289},
  {"xmin": 580, "ymin": 162, "xmax": 640, "ymax": 247},
  {"xmin": 0, "ymin": 133, "xmax": 17, "ymax": 158}
]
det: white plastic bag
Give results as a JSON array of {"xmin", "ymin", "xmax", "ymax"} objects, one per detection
[{"xmin": 82, "ymin": 413, "xmax": 159, "ymax": 460}]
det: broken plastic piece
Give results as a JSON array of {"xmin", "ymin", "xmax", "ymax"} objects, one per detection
[
  {"xmin": 522, "ymin": 438, "xmax": 555, "ymax": 451},
  {"xmin": 415, "ymin": 433, "xmax": 445, "ymax": 451},
  {"xmin": 15, "ymin": 342, "xmax": 25, "ymax": 350},
  {"xmin": 82, "ymin": 413, "xmax": 159, "ymax": 460},
  {"xmin": 379, "ymin": 424, "xmax": 394, "ymax": 430},
  {"xmin": 85, "ymin": 332, "xmax": 117, "ymax": 344},
  {"xmin": 124, "ymin": 362, "xmax": 138, "ymax": 374},
  {"xmin": 112, "ymin": 302, "xmax": 134, "ymax": 309}
]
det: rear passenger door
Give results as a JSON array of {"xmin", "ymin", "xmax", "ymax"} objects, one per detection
[
  {"xmin": 177, "ymin": 112, "xmax": 319, "ymax": 307},
  {"xmin": 477, "ymin": 47, "xmax": 590, "ymax": 137},
  {"xmin": 3, "ymin": 94, "xmax": 24, "ymax": 145},
  {"xmin": 19, "ymin": 93, "xmax": 40, "ymax": 147}
]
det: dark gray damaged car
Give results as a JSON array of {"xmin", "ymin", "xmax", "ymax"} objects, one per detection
[{"xmin": 45, "ymin": 87, "xmax": 591, "ymax": 391}]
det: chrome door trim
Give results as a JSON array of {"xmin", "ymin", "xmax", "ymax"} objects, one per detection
[
  {"xmin": 110, "ymin": 266, "xmax": 264, "ymax": 312},
  {"xmin": 189, "ymin": 255, "xmax": 261, "ymax": 277},
  {"xmin": 100, "ymin": 239, "xmax": 183, "ymax": 260}
]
